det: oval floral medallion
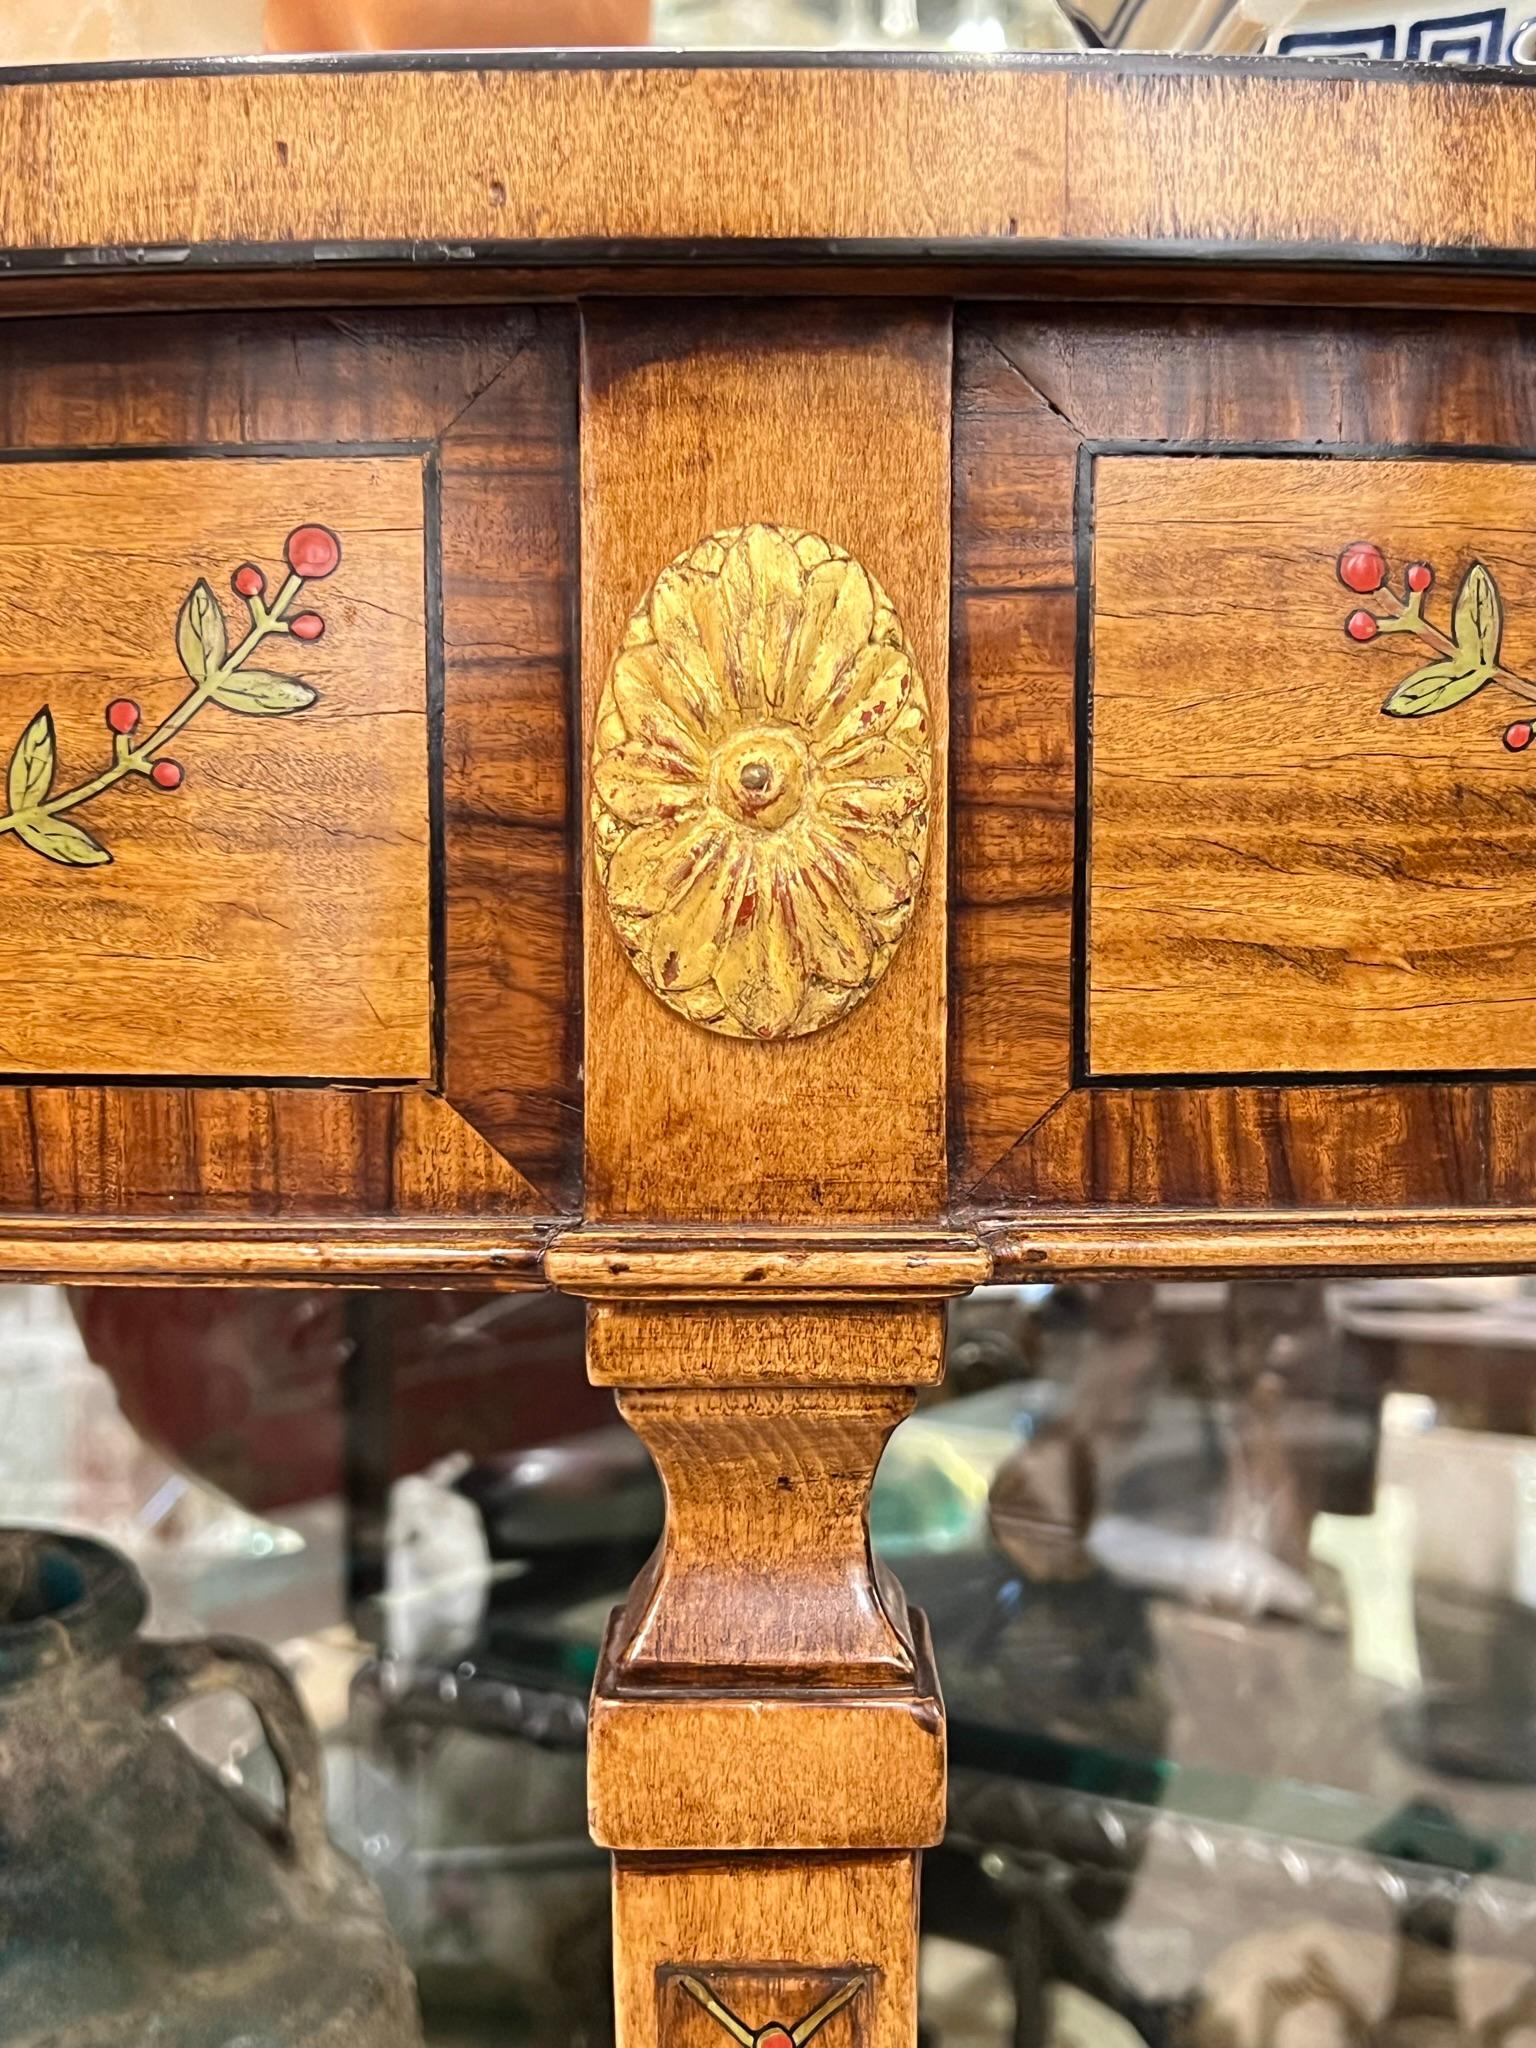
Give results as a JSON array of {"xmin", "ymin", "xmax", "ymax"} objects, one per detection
[{"xmin": 591, "ymin": 523, "xmax": 932, "ymax": 1040}]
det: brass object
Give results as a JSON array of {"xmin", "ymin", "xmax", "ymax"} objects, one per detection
[{"xmin": 592, "ymin": 523, "xmax": 931, "ymax": 1040}]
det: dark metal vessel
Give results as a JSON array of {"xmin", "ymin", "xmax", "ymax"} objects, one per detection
[{"xmin": 0, "ymin": 1528, "xmax": 421, "ymax": 2048}]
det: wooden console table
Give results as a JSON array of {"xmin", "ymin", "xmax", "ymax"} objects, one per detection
[{"xmin": 6, "ymin": 48, "xmax": 1536, "ymax": 2046}]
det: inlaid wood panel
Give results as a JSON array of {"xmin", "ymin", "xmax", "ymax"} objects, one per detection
[
  {"xmin": 954, "ymin": 305, "xmax": 1536, "ymax": 1214},
  {"xmin": 0, "ymin": 451, "xmax": 429, "ymax": 1080},
  {"xmin": 1088, "ymin": 453, "xmax": 1536, "ymax": 1082},
  {"xmin": 0, "ymin": 305, "xmax": 580, "ymax": 1227}
]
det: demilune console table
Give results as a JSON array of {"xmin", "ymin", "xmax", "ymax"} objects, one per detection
[{"xmin": 5, "ymin": 47, "xmax": 1536, "ymax": 2046}]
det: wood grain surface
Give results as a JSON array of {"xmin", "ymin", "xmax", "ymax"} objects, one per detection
[
  {"xmin": 1089, "ymin": 453, "xmax": 1536, "ymax": 1080},
  {"xmin": 23, "ymin": 258, "xmax": 1536, "ymax": 324},
  {"xmin": 612, "ymin": 1380, "xmax": 921, "ymax": 1689},
  {"xmin": 0, "ymin": 305, "xmax": 578, "ymax": 1229},
  {"xmin": 0, "ymin": 452, "xmax": 429, "ymax": 1079},
  {"xmin": 983, "ymin": 1204, "xmax": 1536, "ymax": 1278},
  {"xmin": 586, "ymin": 1298, "xmax": 945, "ymax": 2004},
  {"xmin": 958, "ymin": 304, "xmax": 1536, "ymax": 1213},
  {"xmin": 439, "ymin": 310, "xmax": 582, "ymax": 1206},
  {"xmin": 12, "ymin": 60, "xmax": 1536, "ymax": 283},
  {"xmin": 577, "ymin": 305, "xmax": 953, "ymax": 2006},
  {"xmin": 552, "ymin": 1232, "xmax": 986, "ymax": 1305},
  {"xmin": 587, "ymin": 1304, "xmax": 946, "ymax": 1387},
  {"xmin": 950, "ymin": 321, "xmax": 1078, "ymax": 1188},
  {"xmin": 0, "ymin": 1211, "xmax": 552, "ymax": 1284},
  {"xmin": 581, "ymin": 301, "xmax": 950, "ymax": 1224},
  {"xmin": 590, "ymin": 1683, "xmax": 944, "ymax": 1849},
  {"xmin": 44, "ymin": 1204, "xmax": 1536, "ymax": 1286},
  {"xmin": 613, "ymin": 1852, "xmax": 919, "ymax": 2048}
]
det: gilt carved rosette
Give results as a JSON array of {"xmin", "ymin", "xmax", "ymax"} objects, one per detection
[{"xmin": 591, "ymin": 523, "xmax": 932, "ymax": 1040}]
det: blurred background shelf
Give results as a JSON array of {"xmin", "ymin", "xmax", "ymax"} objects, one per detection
[{"xmin": 17, "ymin": 1275, "xmax": 1536, "ymax": 2044}]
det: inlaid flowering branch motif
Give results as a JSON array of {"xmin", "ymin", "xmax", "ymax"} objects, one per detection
[
  {"xmin": 0, "ymin": 522, "xmax": 341, "ymax": 867},
  {"xmin": 1337, "ymin": 539, "xmax": 1536, "ymax": 751},
  {"xmin": 591, "ymin": 523, "xmax": 931, "ymax": 1040}
]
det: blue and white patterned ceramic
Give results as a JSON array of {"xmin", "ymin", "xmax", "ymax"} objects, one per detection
[{"xmin": 1271, "ymin": 1, "xmax": 1533, "ymax": 59}]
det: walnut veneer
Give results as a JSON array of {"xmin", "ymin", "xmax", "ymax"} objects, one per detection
[{"xmin": 5, "ymin": 49, "xmax": 1536, "ymax": 2045}]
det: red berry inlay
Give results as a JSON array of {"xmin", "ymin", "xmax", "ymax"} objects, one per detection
[
  {"xmin": 284, "ymin": 523, "xmax": 341, "ymax": 580},
  {"xmin": 757, "ymin": 2030, "xmax": 795, "ymax": 2048},
  {"xmin": 0, "ymin": 524, "xmax": 337, "ymax": 869},
  {"xmin": 1338, "ymin": 542, "xmax": 1387, "ymax": 594},
  {"xmin": 1505, "ymin": 722, "xmax": 1533, "ymax": 752},
  {"xmin": 1346, "ymin": 610, "xmax": 1379, "ymax": 642},
  {"xmin": 1406, "ymin": 562, "xmax": 1433, "ymax": 593}
]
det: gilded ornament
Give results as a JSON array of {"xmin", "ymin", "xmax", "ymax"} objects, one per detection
[{"xmin": 591, "ymin": 523, "xmax": 932, "ymax": 1039}]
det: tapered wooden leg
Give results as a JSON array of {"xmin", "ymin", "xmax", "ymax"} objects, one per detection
[
  {"xmin": 571, "ymin": 291, "xmax": 959, "ymax": 2043},
  {"xmin": 584, "ymin": 1302, "xmax": 949, "ymax": 2048}
]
